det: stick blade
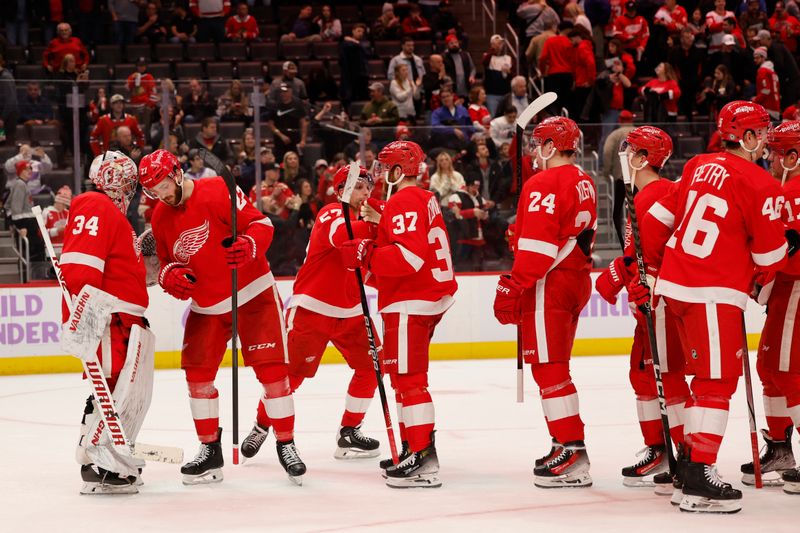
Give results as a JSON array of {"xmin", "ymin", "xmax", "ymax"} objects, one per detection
[
  {"xmin": 340, "ymin": 163, "xmax": 361, "ymax": 206},
  {"xmin": 516, "ymin": 92, "xmax": 557, "ymax": 129}
]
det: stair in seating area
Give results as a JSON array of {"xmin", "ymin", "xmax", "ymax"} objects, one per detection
[{"xmin": 0, "ymin": 230, "xmax": 22, "ymax": 283}]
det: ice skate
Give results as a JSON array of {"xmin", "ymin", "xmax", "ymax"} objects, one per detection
[
  {"xmin": 80, "ymin": 464, "xmax": 138, "ymax": 495},
  {"xmin": 622, "ymin": 445, "xmax": 667, "ymax": 487},
  {"xmin": 679, "ymin": 462, "xmax": 742, "ymax": 514},
  {"xmin": 385, "ymin": 432, "xmax": 441, "ymax": 488},
  {"xmin": 277, "ymin": 439, "xmax": 306, "ymax": 486},
  {"xmin": 334, "ymin": 426, "xmax": 380, "ymax": 459},
  {"xmin": 380, "ymin": 440, "xmax": 410, "ymax": 479},
  {"xmin": 741, "ymin": 427, "xmax": 795, "ymax": 486},
  {"xmin": 241, "ymin": 424, "xmax": 269, "ymax": 461},
  {"xmin": 782, "ymin": 467, "xmax": 800, "ymax": 494},
  {"xmin": 535, "ymin": 438, "xmax": 563, "ymax": 467},
  {"xmin": 181, "ymin": 428, "xmax": 224, "ymax": 485},
  {"xmin": 533, "ymin": 441, "xmax": 592, "ymax": 488}
]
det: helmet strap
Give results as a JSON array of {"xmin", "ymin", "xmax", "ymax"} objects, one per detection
[
  {"xmin": 536, "ymin": 143, "xmax": 555, "ymax": 171},
  {"xmin": 739, "ymin": 134, "xmax": 764, "ymax": 162},
  {"xmin": 779, "ymin": 154, "xmax": 800, "ymax": 186}
]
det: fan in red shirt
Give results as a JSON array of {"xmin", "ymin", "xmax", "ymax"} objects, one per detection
[
  {"xmin": 654, "ymin": 0, "xmax": 688, "ymax": 35},
  {"xmin": 249, "ymin": 162, "xmax": 295, "ymax": 219},
  {"xmin": 539, "ymin": 23, "xmax": 576, "ymax": 113},
  {"xmin": 225, "ymin": 2, "xmax": 259, "ymax": 41},
  {"xmin": 43, "ymin": 23, "xmax": 89, "ymax": 73},
  {"xmin": 340, "ymin": 141, "xmax": 458, "ymax": 488},
  {"xmin": 43, "ymin": 185, "xmax": 71, "ymax": 248},
  {"xmin": 494, "ymin": 117, "xmax": 598, "ymax": 489},
  {"xmin": 754, "ymin": 47, "xmax": 781, "ymax": 120},
  {"xmin": 770, "ymin": 1, "xmax": 800, "ymax": 53},
  {"xmin": 640, "ymin": 62, "xmax": 682, "ymax": 120},
  {"xmin": 706, "ymin": 0, "xmax": 736, "ymax": 52},
  {"xmin": 89, "ymin": 94, "xmax": 146, "ymax": 156},
  {"xmin": 126, "ymin": 59, "xmax": 158, "ymax": 109},
  {"xmin": 139, "ymin": 149, "xmax": 306, "ymax": 486},
  {"xmin": 639, "ymin": 101, "xmax": 789, "ymax": 513},
  {"xmin": 613, "ymin": 1, "xmax": 650, "ymax": 60}
]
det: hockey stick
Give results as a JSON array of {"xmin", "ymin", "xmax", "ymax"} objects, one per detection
[
  {"xmin": 197, "ymin": 149, "xmax": 240, "ymax": 465},
  {"xmin": 513, "ymin": 92, "xmax": 557, "ymax": 403},
  {"xmin": 340, "ymin": 163, "xmax": 399, "ymax": 463},
  {"xmin": 741, "ymin": 317, "xmax": 764, "ymax": 488},
  {"xmin": 617, "ymin": 153, "xmax": 677, "ymax": 476},
  {"xmin": 31, "ymin": 206, "xmax": 182, "ymax": 466}
]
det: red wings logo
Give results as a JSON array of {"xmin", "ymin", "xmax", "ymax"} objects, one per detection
[{"xmin": 173, "ymin": 220, "xmax": 210, "ymax": 263}]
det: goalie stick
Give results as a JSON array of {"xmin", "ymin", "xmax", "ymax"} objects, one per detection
[
  {"xmin": 616, "ymin": 152, "xmax": 677, "ymax": 476},
  {"xmin": 741, "ymin": 317, "xmax": 764, "ymax": 488},
  {"xmin": 513, "ymin": 91, "xmax": 557, "ymax": 403},
  {"xmin": 340, "ymin": 163, "xmax": 399, "ymax": 464},
  {"xmin": 31, "ymin": 206, "xmax": 182, "ymax": 466}
]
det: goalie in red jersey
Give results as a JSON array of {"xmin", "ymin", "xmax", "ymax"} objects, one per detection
[{"xmin": 138, "ymin": 149, "xmax": 306, "ymax": 486}]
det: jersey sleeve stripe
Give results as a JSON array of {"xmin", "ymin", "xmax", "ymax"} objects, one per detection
[
  {"xmin": 60, "ymin": 252, "xmax": 106, "ymax": 272},
  {"xmin": 328, "ymin": 217, "xmax": 345, "ymax": 247},
  {"xmin": 251, "ymin": 217, "xmax": 273, "ymax": 227},
  {"xmin": 752, "ymin": 243, "xmax": 787, "ymax": 267},
  {"xmin": 517, "ymin": 238, "xmax": 558, "ymax": 258},
  {"xmin": 396, "ymin": 243, "xmax": 425, "ymax": 272},
  {"xmin": 648, "ymin": 202, "xmax": 675, "ymax": 229}
]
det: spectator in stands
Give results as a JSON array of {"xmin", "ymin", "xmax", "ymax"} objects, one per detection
[
  {"xmin": 641, "ymin": 62, "xmax": 681, "ymax": 122},
  {"xmin": 482, "ymin": 35, "xmax": 514, "ymax": 117},
  {"xmin": 43, "ymin": 23, "xmax": 89, "ymax": 73},
  {"xmin": 281, "ymin": 150, "xmax": 309, "ymax": 188},
  {"xmin": 251, "ymin": 162, "xmax": 293, "ymax": 218},
  {"xmin": 43, "ymin": 186, "xmax": 71, "ymax": 249},
  {"xmin": 390, "ymin": 64, "xmax": 421, "ymax": 122},
  {"xmin": 430, "ymin": 151, "xmax": 466, "ymax": 206},
  {"xmin": 422, "ymin": 54, "xmax": 447, "ymax": 111},
  {"xmin": 217, "ymin": 79, "xmax": 251, "ymax": 123},
  {"xmin": 739, "ymin": 0, "xmax": 768, "ymax": 32},
  {"xmin": 496, "ymin": 75, "xmax": 529, "ymax": 117},
  {"xmin": 292, "ymin": 178, "xmax": 319, "ymax": 229},
  {"xmin": 431, "ymin": 88, "xmax": 473, "ymax": 151},
  {"xmin": 343, "ymin": 129, "xmax": 377, "ymax": 161},
  {"xmin": 225, "ymin": 1, "xmax": 259, "ymax": 42},
  {"xmin": 307, "ymin": 65, "xmax": 338, "ymax": 103},
  {"xmin": 315, "ymin": 4, "xmax": 342, "ymax": 42},
  {"xmin": 89, "ymin": 94, "xmax": 146, "ymax": 156},
  {"xmin": 170, "ymin": 2, "xmax": 198, "ymax": 44},
  {"xmin": 18, "ymin": 82, "xmax": 57, "ymax": 126},
  {"xmin": 669, "ymin": 28, "xmax": 705, "ymax": 118},
  {"xmin": 613, "ymin": 1, "xmax": 649, "ymax": 61},
  {"xmin": 697, "ymin": 64, "xmax": 737, "ymax": 119},
  {"xmin": 127, "ymin": 58, "xmax": 158, "ymax": 109},
  {"xmin": 706, "ymin": 0, "xmax": 735, "ymax": 52},
  {"xmin": 4, "ymin": 143, "xmax": 53, "ymax": 194},
  {"xmin": 88, "ymin": 87, "xmax": 109, "ymax": 124},
  {"xmin": 467, "ymin": 138, "xmax": 508, "ymax": 204},
  {"xmin": 373, "ymin": 3, "xmax": 401, "ymax": 40},
  {"xmin": 7, "ymin": 161, "xmax": 44, "ymax": 264},
  {"xmin": 758, "ymin": 28, "xmax": 800, "ymax": 106},
  {"xmin": 0, "ymin": 53, "xmax": 17, "ymax": 146},
  {"xmin": 109, "ymin": 0, "xmax": 141, "ymax": 46},
  {"xmin": 2, "ymin": 0, "xmax": 30, "ymax": 48},
  {"xmin": 359, "ymin": 82, "xmax": 400, "ymax": 128},
  {"xmin": 517, "ymin": 0, "xmax": 561, "ymax": 40},
  {"xmin": 317, "ymin": 154, "xmax": 345, "ymax": 204},
  {"xmin": 185, "ymin": 148, "xmax": 217, "ymax": 179},
  {"xmin": 572, "ymin": 29, "xmax": 597, "ymax": 120},
  {"xmin": 753, "ymin": 47, "xmax": 781, "ymax": 119},
  {"xmin": 268, "ymin": 61, "xmax": 308, "ymax": 103},
  {"xmin": 191, "ymin": 0, "xmax": 230, "ymax": 43},
  {"xmin": 539, "ymin": 22, "xmax": 576, "ymax": 115},
  {"xmin": 444, "ymin": 34, "xmax": 476, "ymax": 98},
  {"xmin": 137, "ymin": 2, "xmax": 168, "ymax": 43},
  {"xmin": 489, "ymin": 103, "xmax": 516, "ymax": 150},
  {"xmin": 109, "ymin": 125, "xmax": 143, "ymax": 165},
  {"xmin": 388, "ymin": 38, "xmax": 426, "ymax": 82},
  {"xmin": 189, "ymin": 116, "xmax": 234, "ymax": 164},
  {"xmin": 181, "ymin": 78, "xmax": 215, "ymax": 123},
  {"xmin": 688, "ymin": 8, "xmax": 708, "ymax": 48},
  {"xmin": 563, "ymin": 2, "xmax": 592, "ymax": 34},
  {"xmin": 591, "ymin": 55, "xmax": 631, "ymax": 153},
  {"xmin": 264, "ymin": 83, "xmax": 308, "ymax": 160},
  {"xmin": 654, "ymin": 0, "xmax": 688, "ymax": 37},
  {"xmin": 601, "ymin": 110, "xmax": 635, "ymax": 248},
  {"xmin": 339, "ymin": 24, "xmax": 370, "ymax": 106},
  {"xmin": 448, "ymin": 175, "xmax": 490, "ymax": 270},
  {"xmin": 149, "ymin": 105, "xmax": 186, "ymax": 149},
  {"xmin": 311, "ymin": 159, "xmax": 330, "ymax": 196},
  {"xmin": 707, "ymin": 33, "xmax": 748, "ymax": 83},
  {"xmin": 401, "ymin": 4, "xmax": 432, "ymax": 39},
  {"xmin": 280, "ymin": 4, "xmax": 321, "ymax": 44},
  {"xmin": 722, "ymin": 16, "xmax": 747, "ymax": 48},
  {"xmin": 467, "ymin": 85, "xmax": 491, "ymax": 136},
  {"xmin": 770, "ymin": 1, "xmax": 800, "ymax": 53},
  {"xmin": 235, "ymin": 128, "xmax": 257, "ymax": 192},
  {"xmin": 525, "ymin": 19, "xmax": 558, "ymax": 74}
]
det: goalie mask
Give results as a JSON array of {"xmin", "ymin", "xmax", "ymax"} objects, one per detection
[{"xmin": 88, "ymin": 151, "xmax": 139, "ymax": 214}]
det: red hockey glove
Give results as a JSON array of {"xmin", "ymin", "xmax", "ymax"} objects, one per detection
[
  {"xmin": 627, "ymin": 279, "xmax": 651, "ymax": 311},
  {"xmin": 595, "ymin": 256, "xmax": 637, "ymax": 305},
  {"xmin": 494, "ymin": 275, "xmax": 524, "ymax": 325},
  {"xmin": 506, "ymin": 223, "xmax": 518, "ymax": 253},
  {"xmin": 340, "ymin": 238, "xmax": 375, "ymax": 270},
  {"xmin": 360, "ymin": 197, "xmax": 386, "ymax": 224},
  {"xmin": 159, "ymin": 262, "xmax": 196, "ymax": 300},
  {"xmin": 751, "ymin": 270, "xmax": 776, "ymax": 305},
  {"xmin": 222, "ymin": 235, "xmax": 257, "ymax": 269}
]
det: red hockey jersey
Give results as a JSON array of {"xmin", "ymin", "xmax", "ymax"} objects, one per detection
[
  {"xmin": 369, "ymin": 186, "xmax": 457, "ymax": 314},
  {"xmin": 44, "ymin": 206, "xmax": 69, "ymax": 245},
  {"xmin": 225, "ymin": 14, "xmax": 259, "ymax": 40},
  {"xmin": 755, "ymin": 62, "xmax": 781, "ymax": 115},
  {"xmin": 60, "ymin": 192, "xmax": 148, "ymax": 318},
  {"xmin": 653, "ymin": 152, "xmax": 788, "ymax": 309},
  {"xmin": 289, "ymin": 203, "xmax": 377, "ymax": 318},
  {"xmin": 151, "ymin": 177, "xmax": 275, "ymax": 315},
  {"xmin": 654, "ymin": 5, "xmax": 688, "ymax": 34},
  {"xmin": 126, "ymin": 72, "xmax": 157, "ymax": 108},
  {"xmin": 89, "ymin": 113, "xmax": 146, "ymax": 156},
  {"xmin": 613, "ymin": 14, "xmax": 649, "ymax": 51},
  {"xmin": 706, "ymin": 10, "xmax": 735, "ymax": 51},
  {"xmin": 512, "ymin": 164, "xmax": 597, "ymax": 290},
  {"xmin": 778, "ymin": 174, "xmax": 800, "ymax": 279},
  {"xmin": 623, "ymin": 178, "xmax": 675, "ymax": 277}
]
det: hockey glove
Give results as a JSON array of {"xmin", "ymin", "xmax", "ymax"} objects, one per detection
[
  {"xmin": 222, "ymin": 235, "xmax": 257, "ymax": 269},
  {"xmin": 595, "ymin": 256, "xmax": 636, "ymax": 305},
  {"xmin": 340, "ymin": 238, "xmax": 375, "ymax": 270},
  {"xmin": 506, "ymin": 223, "xmax": 518, "ymax": 253},
  {"xmin": 493, "ymin": 275, "xmax": 524, "ymax": 325},
  {"xmin": 786, "ymin": 229, "xmax": 800, "ymax": 258},
  {"xmin": 360, "ymin": 197, "xmax": 386, "ymax": 224},
  {"xmin": 752, "ymin": 270, "xmax": 776, "ymax": 306},
  {"xmin": 627, "ymin": 279, "xmax": 651, "ymax": 312},
  {"xmin": 159, "ymin": 263, "xmax": 196, "ymax": 300}
]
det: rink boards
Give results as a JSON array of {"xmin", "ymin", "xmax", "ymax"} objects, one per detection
[{"xmin": 0, "ymin": 272, "xmax": 768, "ymax": 375}]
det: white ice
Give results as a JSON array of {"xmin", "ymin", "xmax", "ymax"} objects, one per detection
[{"xmin": 2, "ymin": 355, "xmax": 798, "ymax": 532}]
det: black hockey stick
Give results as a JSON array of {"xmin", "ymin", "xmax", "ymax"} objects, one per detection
[
  {"xmin": 618, "ymin": 151, "xmax": 677, "ymax": 476},
  {"xmin": 741, "ymin": 317, "xmax": 763, "ymax": 488},
  {"xmin": 340, "ymin": 163, "xmax": 399, "ymax": 463},
  {"xmin": 198, "ymin": 149, "xmax": 240, "ymax": 465}
]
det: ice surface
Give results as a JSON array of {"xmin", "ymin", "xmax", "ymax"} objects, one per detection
[{"xmin": 1, "ymin": 356, "xmax": 797, "ymax": 532}]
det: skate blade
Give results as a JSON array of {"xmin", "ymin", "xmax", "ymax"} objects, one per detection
[
  {"xmin": 288, "ymin": 474, "xmax": 303, "ymax": 486},
  {"xmin": 134, "ymin": 476, "xmax": 144, "ymax": 487},
  {"xmin": 385, "ymin": 474, "xmax": 442, "ymax": 489},
  {"xmin": 334, "ymin": 447, "xmax": 381, "ymax": 460},
  {"xmin": 182, "ymin": 468, "xmax": 223, "ymax": 486},
  {"xmin": 679, "ymin": 494, "xmax": 742, "ymax": 514},
  {"xmin": 654, "ymin": 483, "xmax": 674, "ymax": 496},
  {"xmin": 741, "ymin": 471, "xmax": 786, "ymax": 487},
  {"xmin": 783, "ymin": 481, "xmax": 800, "ymax": 494},
  {"xmin": 80, "ymin": 482, "xmax": 138, "ymax": 495},
  {"xmin": 623, "ymin": 476, "xmax": 656, "ymax": 488},
  {"xmin": 670, "ymin": 488, "xmax": 683, "ymax": 506},
  {"xmin": 534, "ymin": 473, "xmax": 592, "ymax": 489}
]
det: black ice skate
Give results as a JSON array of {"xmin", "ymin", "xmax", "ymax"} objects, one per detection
[
  {"xmin": 622, "ymin": 445, "xmax": 668, "ymax": 487},
  {"xmin": 535, "ymin": 438, "xmax": 564, "ymax": 467},
  {"xmin": 679, "ymin": 462, "xmax": 742, "ymax": 514},
  {"xmin": 385, "ymin": 432, "xmax": 441, "ymax": 488},
  {"xmin": 782, "ymin": 467, "xmax": 800, "ymax": 494},
  {"xmin": 533, "ymin": 441, "xmax": 592, "ymax": 488},
  {"xmin": 741, "ymin": 427, "xmax": 795, "ymax": 486},
  {"xmin": 277, "ymin": 439, "xmax": 307, "ymax": 486},
  {"xmin": 334, "ymin": 426, "xmax": 380, "ymax": 460},
  {"xmin": 181, "ymin": 428, "xmax": 224, "ymax": 485},
  {"xmin": 241, "ymin": 424, "xmax": 269, "ymax": 460},
  {"xmin": 80, "ymin": 464, "xmax": 138, "ymax": 495},
  {"xmin": 380, "ymin": 440, "xmax": 410, "ymax": 478}
]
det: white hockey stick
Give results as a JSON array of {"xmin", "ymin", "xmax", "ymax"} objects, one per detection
[
  {"xmin": 512, "ymin": 91, "xmax": 558, "ymax": 403},
  {"xmin": 32, "ymin": 206, "xmax": 183, "ymax": 466}
]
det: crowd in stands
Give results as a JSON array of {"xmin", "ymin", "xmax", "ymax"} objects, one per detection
[{"xmin": 2, "ymin": 0, "xmax": 800, "ymax": 279}]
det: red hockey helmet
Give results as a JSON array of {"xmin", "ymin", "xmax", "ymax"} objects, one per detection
[
  {"xmin": 625, "ymin": 126, "xmax": 673, "ymax": 169},
  {"xmin": 88, "ymin": 150, "xmax": 138, "ymax": 213},
  {"xmin": 331, "ymin": 164, "xmax": 374, "ymax": 193},
  {"xmin": 768, "ymin": 120, "xmax": 800, "ymax": 155},
  {"xmin": 717, "ymin": 101, "xmax": 771, "ymax": 142},
  {"xmin": 376, "ymin": 140, "xmax": 425, "ymax": 180},
  {"xmin": 531, "ymin": 116, "xmax": 581, "ymax": 152},
  {"xmin": 138, "ymin": 149, "xmax": 184, "ymax": 199}
]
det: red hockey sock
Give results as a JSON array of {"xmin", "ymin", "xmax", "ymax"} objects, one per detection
[
  {"xmin": 341, "ymin": 367, "xmax": 377, "ymax": 428},
  {"xmin": 395, "ymin": 372, "xmax": 434, "ymax": 452},
  {"xmin": 531, "ymin": 363, "xmax": 584, "ymax": 443},
  {"xmin": 662, "ymin": 371, "xmax": 689, "ymax": 447},
  {"xmin": 389, "ymin": 374, "xmax": 407, "ymax": 443},
  {"xmin": 185, "ymin": 367, "xmax": 220, "ymax": 443},
  {"xmin": 254, "ymin": 363, "xmax": 295, "ymax": 442},
  {"xmin": 685, "ymin": 377, "xmax": 738, "ymax": 464}
]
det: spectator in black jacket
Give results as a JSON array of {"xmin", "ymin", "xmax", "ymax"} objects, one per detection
[
  {"xmin": 758, "ymin": 28, "xmax": 800, "ymax": 106},
  {"xmin": 189, "ymin": 116, "xmax": 234, "ymax": 165},
  {"xmin": 482, "ymin": 35, "xmax": 515, "ymax": 117},
  {"xmin": 443, "ymin": 34, "xmax": 476, "ymax": 98},
  {"xmin": 339, "ymin": 24, "xmax": 370, "ymax": 106},
  {"xmin": 668, "ymin": 28, "xmax": 705, "ymax": 117}
]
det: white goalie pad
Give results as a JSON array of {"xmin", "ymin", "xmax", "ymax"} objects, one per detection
[{"xmin": 61, "ymin": 286, "xmax": 118, "ymax": 362}]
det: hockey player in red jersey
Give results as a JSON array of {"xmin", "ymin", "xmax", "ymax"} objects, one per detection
[
  {"xmin": 138, "ymin": 149, "xmax": 306, "ymax": 485},
  {"xmin": 62, "ymin": 151, "xmax": 152, "ymax": 494},
  {"xmin": 639, "ymin": 101, "xmax": 789, "ymax": 513},
  {"xmin": 340, "ymin": 141, "xmax": 458, "ymax": 488},
  {"xmin": 493, "ymin": 117, "xmax": 598, "ymax": 488},
  {"xmin": 594, "ymin": 126, "xmax": 691, "ymax": 488},
  {"xmin": 242, "ymin": 164, "xmax": 383, "ymax": 461},
  {"xmin": 741, "ymin": 120, "xmax": 800, "ymax": 493}
]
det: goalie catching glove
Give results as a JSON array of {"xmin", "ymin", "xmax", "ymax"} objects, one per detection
[
  {"xmin": 493, "ymin": 275, "xmax": 524, "ymax": 325},
  {"xmin": 340, "ymin": 238, "xmax": 375, "ymax": 270},
  {"xmin": 159, "ymin": 262, "xmax": 196, "ymax": 300},
  {"xmin": 595, "ymin": 256, "xmax": 637, "ymax": 304},
  {"xmin": 222, "ymin": 234, "xmax": 257, "ymax": 268}
]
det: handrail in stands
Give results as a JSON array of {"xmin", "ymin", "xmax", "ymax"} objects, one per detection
[
  {"xmin": 504, "ymin": 23, "xmax": 520, "ymax": 79},
  {"xmin": 9, "ymin": 226, "xmax": 30, "ymax": 283},
  {"xmin": 481, "ymin": 0, "xmax": 496, "ymax": 36}
]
